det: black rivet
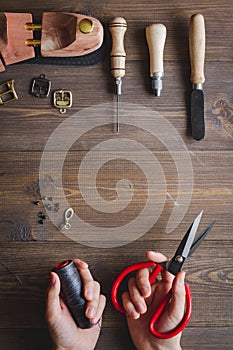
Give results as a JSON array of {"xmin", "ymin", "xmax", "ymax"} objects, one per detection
[
  {"xmin": 33, "ymin": 201, "xmax": 40, "ymax": 205},
  {"xmin": 38, "ymin": 212, "xmax": 46, "ymax": 219},
  {"xmin": 38, "ymin": 219, "xmax": 44, "ymax": 225}
]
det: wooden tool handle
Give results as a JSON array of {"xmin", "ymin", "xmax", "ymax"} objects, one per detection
[
  {"xmin": 109, "ymin": 17, "xmax": 127, "ymax": 78},
  {"xmin": 146, "ymin": 23, "xmax": 166, "ymax": 75},
  {"xmin": 189, "ymin": 14, "xmax": 205, "ymax": 84}
]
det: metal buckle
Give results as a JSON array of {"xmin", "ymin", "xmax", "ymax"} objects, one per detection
[
  {"xmin": 0, "ymin": 80, "xmax": 18, "ymax": 106},
  {"xmin": 31, "ymin": 74, "xmax": 51, "ymax": 98},
  {"xmin": 53, "ymin": 89, "xmax": 73, "ymax": 114}
]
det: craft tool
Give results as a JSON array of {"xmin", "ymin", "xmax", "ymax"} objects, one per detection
[
  {"xmin": 189, "ymin": 14, "xmax": 206, "ymax": 140},
  {"xmin": 146, "ymin": 23, "xmax": 167, "ymax": 96},
  {"xmin": 112, "ymin": 211, "xmax": 214, "ymax": 339},
  {"xmin": 109, "ymin": 17, "xmax": 127, "ymax": 133},
  {"xmin": 24, "ymin": 13, "xmax": 103, "ymax": 57},
  {"xmin": 0, "ymin": 12, "xmax": 105, "ymax": 72}
]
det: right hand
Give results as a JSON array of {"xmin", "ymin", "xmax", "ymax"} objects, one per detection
[{"xmin": 123, "ymin": 251, "xmax": 186, "ymax": 350}]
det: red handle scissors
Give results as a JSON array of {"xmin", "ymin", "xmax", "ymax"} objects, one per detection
[{"xmin": 111, "ymin": 211, "xmax": 215, "ymax": 339}]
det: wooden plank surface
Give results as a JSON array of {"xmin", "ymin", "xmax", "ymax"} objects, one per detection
[{"xmin": 0, "ymin": 0, "xmax": 233, "ymax": 349}]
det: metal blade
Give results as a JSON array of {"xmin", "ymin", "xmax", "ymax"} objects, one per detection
[
  {"xmin": 177, "ymin": 211, "xmax": 203, "ymax": 258},
  {"xmin": 188, "ymin": 220, "xmax": 215, "ymax": 257},
  {"xmin": 191, "ymin": 89, "xmax": 205, "ymax": 141},
  {"xmin": 166, "ymin": 211, "xmax": 203, "ymax": 275}
]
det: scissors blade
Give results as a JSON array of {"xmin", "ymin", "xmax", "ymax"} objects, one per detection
[
  {"xmin": 175, "ymin": 211, "xmax": 203, "ymax": 259},
  {"xmin": 188, "ymin": 220, "xmax": 215, "ymax": 257},
  {"xmin": 166, "ymin": 211, "xmax": 203, "ymax": 275}
]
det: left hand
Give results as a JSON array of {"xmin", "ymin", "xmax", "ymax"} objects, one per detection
[{"xmin": 46, "ymin": 259, "xmax": 106, "ymax": 350}]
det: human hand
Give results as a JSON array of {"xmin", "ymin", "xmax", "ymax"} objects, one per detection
[
  {"xmin": 123, "ymin": 251, "xmax": 186, "ymax": 350},
  {"xmin": 46, "ymin": 259, "xmax": 106, "ymax": 350}
]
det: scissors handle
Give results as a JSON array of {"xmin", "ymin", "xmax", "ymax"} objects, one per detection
[
  {"xmin": 111, "ymin": 261, "xmax": 192, "ymax": 339},
  {"xmin": 149, "ymin": 285, "xmax": 192, "ymax": 339}
]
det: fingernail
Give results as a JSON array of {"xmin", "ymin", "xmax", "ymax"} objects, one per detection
[
  {"xmin": 130, "ymin": 310, "xmax": 140, "ymax": 319},
  {"xmin": 87, "ymin": 306, "xmax": 96, "ymax": 318},
  {"xmin": 178, "ymin": 273, "xmax": 185, "ymax": 286},
  {"xmin": 141, "ymin": 286, "xmax": 150, "ymax": 297},
  {"xmin": 93, "ymin": 316, "xmax": 100, "ymax": 324},
  {"xmin": 138, "ymin": 302, "xmax": 146, "ymax": 313},
  {"xmin": 50, "ymin": 272, "xmax": 56, "ymax": 286},
  {"xmin": 74, "ymin": 259, "xmax": 88, "ymax": 268}
]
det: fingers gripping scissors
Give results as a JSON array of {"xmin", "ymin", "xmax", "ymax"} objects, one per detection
[{"xmin": 111, "ymin": 211, "xmax": 215, "ymax": 339}]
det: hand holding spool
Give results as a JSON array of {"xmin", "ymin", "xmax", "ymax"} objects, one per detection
[{"xmin": 53, "ymin": 260, "xmax": 96, "ymax": 329}]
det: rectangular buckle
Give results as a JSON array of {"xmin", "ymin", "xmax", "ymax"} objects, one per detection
[
  {"xmin": 53, "ymin": 89, "xmax": 73, "ymax": 114},
  {"xmin": 0, "ymin": 80, "xmax": 18, "ymax": 105},
  {"xmin": 31, "ymin": 74, "xmax": 51, "ymax": 98}
]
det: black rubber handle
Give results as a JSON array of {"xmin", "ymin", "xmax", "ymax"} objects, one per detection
[{"xmin": 53, "ymin": 260, "xmax": 94, "ymax": 329}]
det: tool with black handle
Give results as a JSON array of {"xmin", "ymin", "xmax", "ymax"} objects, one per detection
[
  {"xmin": 53, "ymin": 260, "xmax": 94, "ymax": 329},
  {"xmin": 189, "ymin": 14, "xmax": 206, "ymax": 141},
  {"xmin": 109, "ymin": 17, "xmax": 127, "ymax": 133}
]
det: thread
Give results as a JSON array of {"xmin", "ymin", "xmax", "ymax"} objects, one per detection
[{"xmin": 53, "ymin": 260, "xmax": 93, "ymax": 329}]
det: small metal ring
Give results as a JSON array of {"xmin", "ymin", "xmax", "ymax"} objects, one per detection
[
  {"xmin": 64, "ymin": 222, "xmax": 71, "ymax": 230},
  {"xmin": 59, "ymin": 108, "xmax": 67, "ymax": 114},
  {"xmin": 65, "ymin": 208, "xmax": 74, "ymax": 221},
  {"xmin": 60, "ymin": 222, "xmax": 71, "ymax": 230}
]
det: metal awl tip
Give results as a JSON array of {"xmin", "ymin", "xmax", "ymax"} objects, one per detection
[{"xmin": 116, "ymin": 94, "xmax": 120, "ymax": 133}]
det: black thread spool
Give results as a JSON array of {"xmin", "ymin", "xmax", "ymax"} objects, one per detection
[{"xmin": 53, "ymin": 260, "xmax": 94, "ymax": 329}]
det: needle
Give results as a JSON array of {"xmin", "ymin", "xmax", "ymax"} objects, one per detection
[
  {"xmin": 109, "ymin": 17, "xmax": 127, "ymax": 133},
  {"xmin": 116, "ymin": 94, "xmax": 119, "ymax": 133}
]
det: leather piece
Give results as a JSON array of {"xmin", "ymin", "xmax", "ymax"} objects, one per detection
[{"xmin": 23, "ymin": 33, "xmax": 108, "ymax": 66}]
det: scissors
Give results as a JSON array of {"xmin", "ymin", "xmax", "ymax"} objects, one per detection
[{"xmin": 111, "ymin": 211, "xmax": 215, "ymax": 339}]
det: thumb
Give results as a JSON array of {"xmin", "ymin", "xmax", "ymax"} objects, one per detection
[
  {"xmin": 155, "ymin": 271, "xmax": 186, "ymax": 334},
  {"xmin": 46, "ymin": 272, "xmax": 62, "ymax": 322},
  {"xmin": 168, "ymin": 271, "xmax": 186, "ymax": 325}
]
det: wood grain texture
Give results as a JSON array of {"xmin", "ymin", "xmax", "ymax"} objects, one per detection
[{"xmin": 0, "ymin": 0, "xmax": 233, "ymax": 349}]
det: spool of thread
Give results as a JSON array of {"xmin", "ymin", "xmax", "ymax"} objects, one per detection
[{"xmin": 53, "ymin": 260, "xmax": 94, "ymax": 329}]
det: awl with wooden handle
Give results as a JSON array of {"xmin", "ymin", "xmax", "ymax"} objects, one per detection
[
  {"xmin": 109, "ymin": 17, "xmax": 127, "ymax": 133},
  {"xmin": 189, "ymin": 14, "xmax": 206, "ymax": 141},
  {"xmin": 146, "ymin": 23, "xmax": 167, "ymax": 96}
]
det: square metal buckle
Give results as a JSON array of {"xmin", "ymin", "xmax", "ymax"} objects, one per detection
[
  {"xmin": 53, "ymin": 89, "xmax": 73, "ymax": 114},
  {"xmin": 0, "ymin": 80, "xmax": 18, "ymax": 105},
  {"xmin": 31, "ymin": 74, "xmax": 51, "ymax": 98}
]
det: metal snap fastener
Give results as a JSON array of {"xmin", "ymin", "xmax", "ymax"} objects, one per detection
[{"xmin": 79, "ymin": 19, "xmax": 94, "ymax": 34}]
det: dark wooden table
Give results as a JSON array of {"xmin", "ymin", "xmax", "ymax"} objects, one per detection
[{"xmin": 0, "ymin": 1, "xmax": 233, "ymax": 349}]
